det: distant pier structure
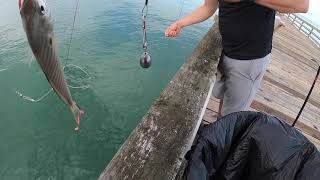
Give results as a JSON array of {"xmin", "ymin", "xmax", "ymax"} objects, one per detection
[
  {"xmin": 285, "ymin": 13, "xmax": 320, "ymax": 47},
  {"xmin": 99, "ymin": 14, "xmax": 320, "ymax": 180}
]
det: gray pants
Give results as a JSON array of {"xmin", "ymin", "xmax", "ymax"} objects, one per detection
[{"xmin": 212, "ymin": 54, "xmax": 271, "ymax": 116}]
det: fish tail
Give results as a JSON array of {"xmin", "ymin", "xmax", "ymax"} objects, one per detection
[{"xmin": 71, "ymin": 102, "xmax": 84, "ymax": 132}]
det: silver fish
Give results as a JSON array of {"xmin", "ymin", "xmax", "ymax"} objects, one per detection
[{"xmin": 19, "ymin": 0, "xmax": 84, "ymax": 131}]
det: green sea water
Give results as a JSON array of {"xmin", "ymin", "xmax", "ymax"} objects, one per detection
[{"xmin": 0, "ymin": 0, "xmax": 211, "ymax": 179}]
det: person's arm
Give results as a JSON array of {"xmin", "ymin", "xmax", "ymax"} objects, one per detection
[
  {"xmin": 165, "ymin": 0, "xmax": 218, "ymax": 37},
  {"xmin": 255, "ymin": 0, "xmax": 309, "ymax": 13},
  {"xmin": 223, "ymin": 0, "xmax": 309, "ymax": 13}
]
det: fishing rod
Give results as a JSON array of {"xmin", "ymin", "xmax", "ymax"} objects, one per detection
[
  {"xmin": 292, "ymin": 59, "xmax": 320, "ymax": 127},
  {"xmin": 140, "ymin": 0, "xmax": 152, "ymax": 68}
]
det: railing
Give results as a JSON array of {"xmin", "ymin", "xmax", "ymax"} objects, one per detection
[{"xmin": 284, "ymin": 13, "xmax": 320, "ymax": 47}]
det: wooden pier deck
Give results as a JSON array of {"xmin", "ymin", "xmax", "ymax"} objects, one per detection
[{"xmin": 203, "ymin": 15, "xmax": 320, "ymax": 149}]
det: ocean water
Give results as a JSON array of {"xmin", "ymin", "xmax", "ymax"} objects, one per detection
[
  {"xmin": 2, "ymin": 0, "xmax": 318, "ymax": 179},
  {"xmin": 0, "ymin": 0, "xmax": 211, "ymax": 179},
  {"xmin": 301, "ymin": 0, "xmax": 320, "ymax": 28}
]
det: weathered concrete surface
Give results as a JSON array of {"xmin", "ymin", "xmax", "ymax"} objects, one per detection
[{"xmin": 98, "ymin": 22, "xmax": 222, "ymax": 180}]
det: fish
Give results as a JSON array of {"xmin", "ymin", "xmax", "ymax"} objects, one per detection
[{"xmin": 19, "ymin": 0, "xmax": 84, "ymax": 131}]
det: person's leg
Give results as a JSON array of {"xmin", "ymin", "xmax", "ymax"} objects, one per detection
[
  {"xmin": 221, "ymin": 54, "xmax": 271, "ymax": 116},
  {"xmin": 212, "ymin": 57, "xmax": 226, "ymax": 118}
]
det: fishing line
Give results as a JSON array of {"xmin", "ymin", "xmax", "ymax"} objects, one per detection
[
  {"xmin": 62, "ymin": 0, "xmax": 91, "ymax": 90},
  {"xmin": 64, "ymin": 64, "xmax": 91, "ymax": 90},
  {"xmin": 16, "ymin": 0, "xmax": 91, "ymax": 103},
  {"xmin": 16, "ymin": 64, "xmax": 91, "ymax": 103},
  {"xmin": 64, "ymin": 0, "xmax": 80, "ymax": 67},
  {"xmin": 15, "ymin": 64, "xmax": 91, "ymax": 103},
  {"xmin": 16, "ymin": 89, "xmax": 53, "ymax": 103}
]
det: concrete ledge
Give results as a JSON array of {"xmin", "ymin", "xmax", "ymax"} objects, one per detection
[{"xmin": 98, "ymin": 22, "xmax": 222, "ymax": 180}]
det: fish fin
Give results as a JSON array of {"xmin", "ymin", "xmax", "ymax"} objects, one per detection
[{"xmin": 71, "ymin": 102, "xmax": 84, "ymax": 132}]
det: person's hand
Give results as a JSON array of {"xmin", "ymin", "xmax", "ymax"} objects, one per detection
[{"xmin": 165, "ymin": 21, "xmax": 183, "ymax": 38}]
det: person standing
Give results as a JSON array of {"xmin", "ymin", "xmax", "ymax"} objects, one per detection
[{"xmin": 165, "ymin": 0, "xmax": 309, "ymax": 117}]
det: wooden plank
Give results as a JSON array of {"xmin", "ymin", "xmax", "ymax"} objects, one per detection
[
  {"xmin": 265, "ymin": 49, "xmax": 320, "ymax": 102},
  {"xmin": 265, "ymin": 59, "xmax": 318, "ymax": 98},
  {"xmin": 203, "ymin": 109, "xmax": 218, "ymax": 124},
  {"xmin": 256, "ymin": 80, "xmax": 320, "ymax": 130},
  {"xmin": 251, "ymin": 100, "xmax": 320, "ymax": 140},
  {"xmin": 272, "ymin": 33, "xmax": 320, "ymax": 87},
  {"xmin": 274, "ymin": 18, "xmax": 320, "ymax": 59},
  {"xmin": 276, "ymin": 19, "xmax": 320, "ymax": 134},
  {"xmin": 264, "ymin": 17, "xmax": 320, "ymax": 134},
  {"xmin": 260, "ymin": 77, "xmax": 319, "ymax": 110},
  {"xmin": 206, "ymin": 98, "xmax": 220, "ymax": 112},
  {"xmin": 210, "ymin": 96, "xmax": 220, "ymax": 102},
  {"xmin": 263, "ymin": 76, "xmax": 320, "ymax": 109},
  {"xmin": 98, "ymin": 23, "xmax": 222, "ymax": 180}
]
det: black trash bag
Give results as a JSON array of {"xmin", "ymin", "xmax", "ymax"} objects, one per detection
[{"xmin": 184, "ymin": 111, "xmax": 320, "ymax": 180}]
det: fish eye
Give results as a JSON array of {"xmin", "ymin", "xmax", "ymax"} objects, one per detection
[
  {"xmin": 40, "ymin": 5, "xmax": 45, "ymax": 15},
  {"xmin": 38, "ymin": 0, "xmax": 47, "ymax": 15}
]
